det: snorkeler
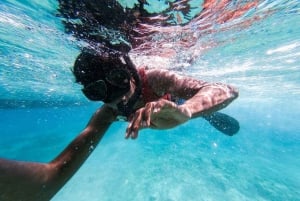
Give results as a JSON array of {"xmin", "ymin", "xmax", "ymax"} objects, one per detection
[
  {"xmin": 74, "ymin": 49, "xmax": 239, "ymax": 138},
  {"xmin": 0, "ymin": 0, "xmax": 248, "ymax": 200},
  {"xmin": 0, "ymin": 47, "xmax": 238, "ymax": 201}
]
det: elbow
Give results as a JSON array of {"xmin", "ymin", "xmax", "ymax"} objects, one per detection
[
  {"xmin": 225, "ymin": 85, "xmax": 239, "ymax": 101},
  {"xmin": 232, "ymin": 86, "xmax": 239, "ymax": 99}
]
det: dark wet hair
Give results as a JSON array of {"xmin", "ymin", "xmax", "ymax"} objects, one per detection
[
  {"xmin": 73, "ymin": 49, "xmax": 127, "ymax": 86},
  {"xmin": 73, "ymin": 49, "xmax": 141, "ymax": 107}
]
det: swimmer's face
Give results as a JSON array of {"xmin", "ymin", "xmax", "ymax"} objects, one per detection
[
  {"xmin": 107, "ymin": 78, "xmax": 136, "ymax": 105},
  {"xmin": 82, "ymin": 68, "xmax": 131, "ymax": 103}
]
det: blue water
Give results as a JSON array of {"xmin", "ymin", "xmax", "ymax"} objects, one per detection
[{"xmin": 1, "ymin": 0, "xmax": 300, "ymax": 200}]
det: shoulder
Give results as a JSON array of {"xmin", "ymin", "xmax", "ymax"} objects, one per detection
[
  {"xmin": 141, "ymin": 68, "xmax": 208, "ymax": 98},
  {"xmin": 144, "ymin": 68, "xmax": 201, "ymax": 87},
  {"xmin": 144, "ymin": 68, "xmax": 180, "ymax": 81},
  {"xmin": 141, "ymin": 68, "xmax": 187, "ymax": 94}
]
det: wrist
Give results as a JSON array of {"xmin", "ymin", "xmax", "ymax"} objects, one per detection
[
  {"xmin": 101, "ymin": 105, "xmax": 118, "ymax": 122},
  {"xmin": 177, "ymin": 105, "xmax": 192, "ymax": 119},
  {"xmin": 105, "ymin": 103, "xmax": 118, "ymax": 110}
]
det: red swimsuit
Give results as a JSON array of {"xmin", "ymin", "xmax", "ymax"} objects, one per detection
[
  {"xmin": 116, "ymin": 67, "xmax": 172, "ymax": 121},
  {"xmin": 138, "ymin": 67, "xmax": 172, "ymax": 103}
]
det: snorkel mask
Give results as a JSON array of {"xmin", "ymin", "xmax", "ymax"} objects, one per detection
[
  {"xmin": 82, "ymin": 68, "xmax": 131, "ymax": 103},
  {"xmin": 73, "ymin": 49, "xmax": 141, "ymax": 114}
]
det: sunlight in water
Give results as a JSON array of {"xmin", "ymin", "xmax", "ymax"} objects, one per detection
[{"xmin": 0, "ymin": 0, "xmax": 299, "ymax": 201}]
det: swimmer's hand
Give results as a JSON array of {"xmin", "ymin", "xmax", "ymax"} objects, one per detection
[{"xmin": 125, "ymin": 99, "xmax": 191, "ymax": 139}]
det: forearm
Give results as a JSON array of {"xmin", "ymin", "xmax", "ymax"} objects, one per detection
[
  {"xmin": 0, "ymin": 106, "xmax": 117, "ymax": 200},
  {"xmin": 49, "ymin": 105, "xmax": 117, "ymax": 188},
  {"xmin": 146, "ymin": 70, "xmax": 238, "ymax": 115},
  {"xmin": 145, "ymin": 99, "xmax": 191, "ymax": 130},
  {"xmin": 181, "ymin": 83, "xmax": 239, "ymax": 118}
]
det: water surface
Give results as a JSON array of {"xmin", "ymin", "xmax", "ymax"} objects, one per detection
[{"xmin": 0, "ymin": 0, "xmax": 299, "ymax": 200}]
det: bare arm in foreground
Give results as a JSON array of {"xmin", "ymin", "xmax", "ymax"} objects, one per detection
[{"xmin": 0, "ymin": 105, "xmax": 116, "ymax": 201}]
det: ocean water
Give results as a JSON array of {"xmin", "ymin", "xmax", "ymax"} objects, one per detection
[{"xmin": 0, "ymin": 0, "xmax": 299, "ymax": 201}]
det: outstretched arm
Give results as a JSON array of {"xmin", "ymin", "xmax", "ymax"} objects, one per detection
[
  {"xmin": 0, "ymin": 105, "xmax": 116, "ymax": 201},
  {"xmin": 126, "ymin": 69, "xmax": 238, "ymax": 139}
]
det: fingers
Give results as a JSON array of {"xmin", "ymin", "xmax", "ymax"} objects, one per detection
[
  {"xmin": 125, "ymin": 102, "xmax": 155, "ymax": 139},
  {"xmin": 125, "ymin": 109, "xmax": 143, "ymax": 139},
  {"xmin": 143, "ymin": 102, "xmax": 154, "ymax": 127},
  {"xmin": 125, "ymin": 123, "xmax": 133, "ymax": 139},
  {"xmin": 125, "ymin": 100, "xmax": 176, "ymax": 139}
]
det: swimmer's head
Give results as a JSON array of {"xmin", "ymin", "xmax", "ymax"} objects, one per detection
[{"xmin": 73, "ymin": 50, "xmax": 135, "ymax": 103}]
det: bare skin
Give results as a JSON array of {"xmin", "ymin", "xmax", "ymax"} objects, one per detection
[
  {"xmin": 126, "ymin": 69, "xmax": 238, "ymax": 138},
  {"xmin": 0, "ymin": 105, "xmax": 116, "ymax": 201},
  {"xmin": 0, "ymin": 68, "xmax": 238, "ymax": 200}
]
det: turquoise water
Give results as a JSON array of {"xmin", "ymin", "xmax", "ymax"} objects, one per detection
[{"xmin": 1, "ymin": 0, "xmax": 300, "ymax": 200}]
